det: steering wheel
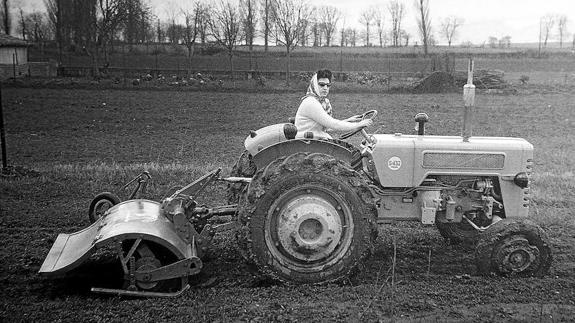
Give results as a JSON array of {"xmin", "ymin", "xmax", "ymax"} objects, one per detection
[{"xmin": 339, "ymin": 109, "xmax": 378, "ymax": 140}]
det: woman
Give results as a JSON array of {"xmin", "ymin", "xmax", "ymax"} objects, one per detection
[{"xmin": 294, "ymin": 69, "xmax": 372, "ymax": 139}]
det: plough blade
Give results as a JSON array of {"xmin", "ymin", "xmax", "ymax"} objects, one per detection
[{"xmin": 39, "ymin": 221, "xmax": 101, "ymax": 276}]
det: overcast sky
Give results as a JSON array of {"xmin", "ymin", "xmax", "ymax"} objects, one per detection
[{"xmin": 22, "ymin": 0, "xmax": 575, "ymax": 45}]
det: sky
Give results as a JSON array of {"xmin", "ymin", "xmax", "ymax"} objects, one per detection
[{"xmin": 20, "ymin": 0, "xmax": 575, "ymax": 45}]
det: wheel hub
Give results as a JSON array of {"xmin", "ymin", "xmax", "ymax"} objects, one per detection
[
  {"xmin": 135, "ymin": 257, "xmax": 161, "ymax": 290},
  {"xmin": 275, "ymin": 195, "xmax": 343, "ymax": 262},
  {"xmin": 494, "ymin": 236, "xmax": 539, "ymax": 274}
]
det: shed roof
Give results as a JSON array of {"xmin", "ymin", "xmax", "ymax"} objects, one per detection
[{"xmin": 0, "ymin": 34, "xmax": 29, "ymax": 47}]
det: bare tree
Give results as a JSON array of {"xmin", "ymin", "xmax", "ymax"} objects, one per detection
[
  {"xmin": 240, "ymin": 0, "xmax": 257, "ymax": 47},
  {"xmin": 165, "ymin": 0, "xmax": 181, "ymax": 44},
  {"xmin": 1, "ymin": 0, "xmax": 10, "ymax": 35},
  {"xmin": 240, "ymin": 0, "xmax": 257, "ymax": 69},
  {"xmin": 439, "ymin": 15, "xmax": 463, "ymax": 47},
  {"xmin": 372, "ymin": 5, "xmax": 385, "ymax": 47},
  {"xmin": 44, "ymin": 0, "xmax": 64, "ymax": 62},
  {"xmin": 339, "ymin": 17, "xmax": 346, "ymax": 46},
  {"xmin": 401, "ymin": 29, "xmax": 410, "ymax": 46},
  {"xmin": 17, "ymin": 7, "xmax": 26, "ymax": 39},
  {"xmin": 541, "ymin": 14, "xmax": 555, "ymax": 47},
  {"xmin": 259, "ymin": 0, "xmax": 272, "ymax": 51},
  {"xmin": 499, "ymin": 35, "xmax": 511, "ymax": 48},
  {"xmin": 388, "ymin": 0, "xmax": 405, "ymax": 47},
  {"xmin": 95, "ymin": 0, "xmax": 128, "ymax": 64},
  {"xmin": 209, "ymin": 0, "xmax": 242, "ymax": 80},
  {"xmin": 358, "ymin": 8, "xmax": 374, "ymax": 46},
  {"xmin": 557, "ymin": 15, "xmax": 567, "ymax": 48},
  {"xmin": 156, "ymin": 18, "xmax": 164, "ymax": 42},
  {"xmin": 299, "ymin": 16, "xmax": 311, "ymax": 46},
  {"xmin": 309, "ymin": 12, "xmax": 319, "ymax": 46},
  {"xmin": 181, "ymin": 1, "xmax": 203, "ymax": 77},
  {"xmin": 318, "ymin": 5, "xmax": 340, "ymax": 46},
  {"xmin": 488, "ymin": 36, "xmax": 497, "ymax": 48},
  {"xmin": 25, "ymin": 11, "xmax": 51, "ymax": 42},
  {"xmin": 197, "ymin": 2, "xmax": 210, "ymax": 44},
  {"xmin": 271, "ymin": 0, "xmax": 313, "ymax": 85},
  {"xmin": 347, "ymin": 27, "xmax": 357, "ymax": 46},
  {"xmin": 414, "ymin": 0, "xmax": 431, "ymax": 55}
]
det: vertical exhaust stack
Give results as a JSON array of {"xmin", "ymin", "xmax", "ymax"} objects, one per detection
[{"xmin": 462, "ymin": 59, "xmax": 475, "ymax": 142}]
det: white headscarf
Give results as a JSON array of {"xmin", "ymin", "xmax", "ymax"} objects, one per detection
[{"xmin": 302, "ymin": 73, "xmax": 333, "ymax": 116}]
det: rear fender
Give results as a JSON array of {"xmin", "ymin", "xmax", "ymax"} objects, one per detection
[{"xmin": 252, "ymin": 139, "xmax": 354, "ymax": 170}]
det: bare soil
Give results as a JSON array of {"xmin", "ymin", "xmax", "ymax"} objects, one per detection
[{"xmin": 1, "ymin": 87, "xmax": 574, "ymax": 322}]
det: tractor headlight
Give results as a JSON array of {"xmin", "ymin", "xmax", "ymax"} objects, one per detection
[{"xmin": 514, "ymin": 172, "xmax": 529, "ymax": 188}]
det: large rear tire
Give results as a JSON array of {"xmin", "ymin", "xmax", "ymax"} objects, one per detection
[
  {"xmin": 475, "ymin": 219, "xmax": 552, "ymax": 277},
  {"xmin": 237, "ymin": 152, "xmax": 377, "ymax": 284}
]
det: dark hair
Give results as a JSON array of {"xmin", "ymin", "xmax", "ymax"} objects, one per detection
[{"xmin": 316, "ymin": 69, "xmax": 332, "ymax": 82}]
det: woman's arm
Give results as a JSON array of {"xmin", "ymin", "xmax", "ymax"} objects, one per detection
[{"xmin": 300, "ymin": 98, "xmax": 371, "ymax": 132}]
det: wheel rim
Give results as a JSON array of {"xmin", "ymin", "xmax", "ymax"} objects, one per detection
[
  {"xmin": 265, "ymin": 185, "xmax": 353, "ymax": 270},
  {"xmin": 494, "ymin": 235, "xmax": 540, "ymax": 274}
]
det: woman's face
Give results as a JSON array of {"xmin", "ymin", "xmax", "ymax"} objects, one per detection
[{"xmin": 317, "ymin": 77, "xmax": 331, "ymax": 97}]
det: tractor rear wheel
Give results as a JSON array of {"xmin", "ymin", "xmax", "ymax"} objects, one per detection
[
  {"xmin": 237, "ymin": 152, "xmax": 378, "ymax": 284},
  {"xmin": 227, "ymin": 150, "xmax": 257, "ymax": 204},
  {"xmin": 475, "ymin": 219, "xmax": 552, "ymax": 277}
]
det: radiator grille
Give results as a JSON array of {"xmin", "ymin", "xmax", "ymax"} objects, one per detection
[{"xmin": 423, "ymin": 152, "xmax": 505, "ymax": 169}]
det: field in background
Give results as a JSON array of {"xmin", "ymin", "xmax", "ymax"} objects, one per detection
[
  {"xmin": 1, "ymin": 87, "xmax": 574, "ymax": 321},
  {"xmin": 30, "ymin": 43, "xmax": 575, "ymax": 85}
]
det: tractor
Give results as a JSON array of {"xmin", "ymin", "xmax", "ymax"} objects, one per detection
[{"xmin": 39, "ymin": 76, "xmax": 552, "ymax": 296}]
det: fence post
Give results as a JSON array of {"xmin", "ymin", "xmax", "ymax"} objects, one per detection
[
  {"xmin": 462, "ymin": 58, "xmax": 475, "ymax": 142},
  {"xmin": 0, "ymin": 82, "xmax": 7, "ymax": 171}
]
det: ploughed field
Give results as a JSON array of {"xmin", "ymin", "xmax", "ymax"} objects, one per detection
[{"xmin": 1, "ymin": 87, "xmax": 574, "ymax": 322}]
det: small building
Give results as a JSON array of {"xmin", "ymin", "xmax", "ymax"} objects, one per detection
[{"xmin": 0, "ymin": 33, "xmax": 29, "ymax": 80}]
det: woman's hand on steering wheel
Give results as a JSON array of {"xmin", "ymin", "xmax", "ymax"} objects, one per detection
[{"xmin": 339, "ymin": 109, "xmax": 378, "ymax": 140}]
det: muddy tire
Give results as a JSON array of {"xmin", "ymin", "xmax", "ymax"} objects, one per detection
[
  {"xmin": 237, "ymin": 152, "xmax": 378, "ymax": 284},
  {"xmin": 475, "ymin": 219, "xmax": 552, "ymax": 277},
  {"xmin": 227, "ymin": 150, "xmax": 257, "ymax": 205},
  {"xmin": 88, "ymin": 192, "xmax": 121, "ymax": 223}
]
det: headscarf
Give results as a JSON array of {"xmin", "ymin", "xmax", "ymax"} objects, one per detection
[{"xmin": 301, "ymin": 73, "xmax": 333, "ymax": 116}]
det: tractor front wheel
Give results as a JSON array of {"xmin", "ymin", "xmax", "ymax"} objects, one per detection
[
  {"xmin": 475, "ymin": 219, "xmax": 552, "ymax": 277},
  {"xmin": 237, "ymin": 152, "xmax": 377, "ymax": 284}
]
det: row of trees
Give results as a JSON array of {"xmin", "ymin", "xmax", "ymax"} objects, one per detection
[
  {"xmin": 1, "ymin": 1, "xmax": 573, "ymax": 84},
  {"xmin": 3, "ymin": 0, "xmax": 472, "ymax": 52}
]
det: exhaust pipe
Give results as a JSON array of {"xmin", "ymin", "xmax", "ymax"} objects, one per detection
[{"xmin": 462, "ymin": 59, "xmax": 475, "ymax": 142}]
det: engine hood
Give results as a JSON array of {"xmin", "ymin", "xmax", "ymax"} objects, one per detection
[{"xmin": 368, "ymin": 133, "xmax": 533, "ymax": 187}]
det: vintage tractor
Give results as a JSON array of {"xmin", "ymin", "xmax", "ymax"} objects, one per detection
[{"xmin": 39, "ymin": 77, "xmax": 552, "ymax": 296}]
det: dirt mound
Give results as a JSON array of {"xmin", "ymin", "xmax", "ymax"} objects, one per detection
[{"xmin": 411, "ymin": 71, "xmax": 457, "ymax": 93}]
